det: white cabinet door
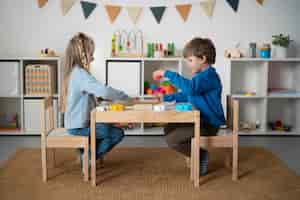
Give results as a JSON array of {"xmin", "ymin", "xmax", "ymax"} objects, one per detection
[
  {"xmin": 0, "ymin": 62, "xmax": 20, "ymax": 97},
  {"xmin": 106, "ymin": 61, "xmax": 141, "ymax": 96},
  {"xmin": 24, "ymin": 99, "xmax": 58, "ymax": 133}
]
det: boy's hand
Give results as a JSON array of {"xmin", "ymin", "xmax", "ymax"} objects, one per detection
[
  {"xmin": 155, "ymin": 94, "xmax": 164, "ymax": 103},
  {"xmin": 152, "ymin": 69, "xmax": 165, "ymax": 81}
]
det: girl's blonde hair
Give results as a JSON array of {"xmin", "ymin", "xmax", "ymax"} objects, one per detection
[{"xmin": 60, "ymin": 32, "xmax": 95, "ymax": 112}]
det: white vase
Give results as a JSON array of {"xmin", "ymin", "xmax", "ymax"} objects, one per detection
[{"xmin": 273, "ymin": 46, "xmax": 288, "ymax": 58}]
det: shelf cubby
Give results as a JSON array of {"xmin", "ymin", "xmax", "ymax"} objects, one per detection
[
  {"xmin": 0, "ymin": 97, "xmax": 22, "ymax": 132},
  {"xmin": 268, "ymin": 61, "xmax": 300, "ymax": 97},
  {"xmin": 230, "ymin": 58, "xmax": 300, "ymax": 136},
  {"xmin": 230, "ymin": 61, "xmax": 268, "ymax": 96},
  {"xmin": 0, "ymin": 57, "xmax": 61, "ymax": 135},
  {"xmin": 267, "ymin": 98, "xmax": 300, "ymax": 133}
]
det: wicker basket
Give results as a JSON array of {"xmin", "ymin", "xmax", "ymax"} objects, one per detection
[{"xmin": 25, "ymin": 64, "xmax": 56, "ymax": 95}]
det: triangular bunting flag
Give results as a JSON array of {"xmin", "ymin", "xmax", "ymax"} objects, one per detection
[
  {"xmin": 256, "ymin": 0, "xmax": 264, "ymax": 6},
  {"xmin": 80, "ymin": 1, "xmax": 97, "ymax": 19},
  {"xmin": 226, "ymin": 0, "xmax": 239, "ymax": 12},
  {"xmin": 175, "ymin": 4, "xmax": 192, "ymax": 22},
  {"xmin": 37, "ymin": 0, "xmax": 48, "ymax": 8},
  {"xmin": 105, "ymin": 5, "xmax": 121, "ymax": 24},
  {"xmin": 61, "ymin": 0, "xmax": 77, "ymax": 16},
  {"xmin": 150, "ymin": 6, "xmax": 166, "ymax": 24},
  {"xmin": 200, "ymin": 0, "xmax": 216, "ymax": 18},
  {"xmin": 126, "ymin": 6, "xmax": 143, "ymax": 24}
]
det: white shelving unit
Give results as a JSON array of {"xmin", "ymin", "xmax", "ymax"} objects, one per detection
[
  {"xmin": 0, "ymin": 57, "xmax": 61, "ymax": 135},
  {"xmin": 229, "ymin": 58, "xmax": 300, "ymax": 136},
  {"xmin": 106, "ymin": 57, "xmax": 183, "ymax": 135}
]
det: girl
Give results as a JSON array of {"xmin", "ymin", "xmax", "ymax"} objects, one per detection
[{"xmin": 61, "ymin": 32, "xmax": 129, "ymax": 164}]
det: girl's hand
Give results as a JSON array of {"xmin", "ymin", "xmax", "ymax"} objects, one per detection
[{"xmin": 152, "ymin": 69, "xmax": 165, "ymax": 81}]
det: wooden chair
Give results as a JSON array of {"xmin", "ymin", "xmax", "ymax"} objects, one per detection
[
  {"xmin": 190, "ymin": 95, "xmax": 239, "ymax": 182},
  {"xmin": 40, "ymin": 97, "xmax": 89, "ymax": 182}
]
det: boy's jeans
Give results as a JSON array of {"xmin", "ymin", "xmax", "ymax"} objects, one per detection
[
  {"xmin": 68, "ymin": 123, "xmax": 124, "ymax": 159},
  {"xmin": 164, "ymin": 122, "xmax": 219, "ymax": 175}
]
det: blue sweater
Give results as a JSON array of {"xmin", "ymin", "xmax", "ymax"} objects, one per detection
[
  {"xmin": 64, "ymin": 66, "xmax": 129, "ymax": 129},
  {"xmin": 163, "ymin": 67, "xmax": 225, "ymax": 127}
]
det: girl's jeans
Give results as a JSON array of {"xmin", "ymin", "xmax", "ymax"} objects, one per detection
[{"xmin": 68, "ymin": 123, "xmax": 124, "ymax": 159}]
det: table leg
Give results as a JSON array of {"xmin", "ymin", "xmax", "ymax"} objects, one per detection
[
  {"xmin": 194, "ymin": 112, "xmax": 200, "ymax": 187},
  {"xmin": 91, "ymin": 110, "xmax": 97, "ymax": 186}
]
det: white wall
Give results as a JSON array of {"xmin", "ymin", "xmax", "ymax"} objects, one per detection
[{"xmin": 1, "ymin": 0, "xmax": 300, "ymax": 99}]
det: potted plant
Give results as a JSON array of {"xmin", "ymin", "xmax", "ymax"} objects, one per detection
[{"xmin": 272, "ymin": 34, "xmax": 293, "ymax": 58}]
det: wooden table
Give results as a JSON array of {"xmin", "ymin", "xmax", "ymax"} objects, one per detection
[{"xmin": 90, "ymin": 109, "xmax": 201, "ymax": 187}]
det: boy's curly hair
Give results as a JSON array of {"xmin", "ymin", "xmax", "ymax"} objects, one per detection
[{"xmin": 183, "ymin": 37, "xmax": 216, "ymax": 64}]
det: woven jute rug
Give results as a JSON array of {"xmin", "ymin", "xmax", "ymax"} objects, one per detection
[{"xmin": 0, "ymin": 147, "xmax": 299, "ymax": 200}]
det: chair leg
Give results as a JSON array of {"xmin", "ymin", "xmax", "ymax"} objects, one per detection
[
  {"xmin": 42, "ymin": 146, "xmax": 47, "ymax": 182},
  {"xmin": 225, "ymin": 148, "xmax": 232, "ymax": 170},
  {"xmin": 232, "ymin": 137, "xmax": 238, "ymax": 181},
  {"xmin": 51, "ymin": 149, "xmax": 56, "ymax": 168},
  {"xmin": 190, "ymin": 138, "xmax": 194, "ymax": 181},
  {"xmin": 83, "ymin": 142, "xmax": 89, "ymax": 182}
]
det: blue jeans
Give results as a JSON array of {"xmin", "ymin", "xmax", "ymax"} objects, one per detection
[{"xmin": 68, "ymin": 123, "xmax": 124, "ymax": 159}]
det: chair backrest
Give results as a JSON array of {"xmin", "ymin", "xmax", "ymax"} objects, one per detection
[
  {"xmin": 40, "ymin": 97, "xmax": 55, "ymax": 138},
  {"xmin": 226, "ymin": 95, "xmax": 239, "ymax": 134}
]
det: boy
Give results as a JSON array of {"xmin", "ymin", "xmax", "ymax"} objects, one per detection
[{"xmin": 153, "ymin": 37, "xmax": 225, "ymax": 176}]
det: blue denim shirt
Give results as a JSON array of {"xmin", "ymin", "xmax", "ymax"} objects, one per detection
[{"xmin": 64, "ymin": 66, "xmax": 128, "ymax": 129}]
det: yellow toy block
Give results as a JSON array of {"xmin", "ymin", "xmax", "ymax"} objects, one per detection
[{"xmin": 108, "ymin": 103, "xmax": 125, "ymax": 111}]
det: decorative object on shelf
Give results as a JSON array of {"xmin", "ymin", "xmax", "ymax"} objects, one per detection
[
  {"xmin": 80, "ymin": 1, "xmax": 97, "ymax": 20},
  {"xmin": 260, "ymin": 43, "xmax": 271, "ymax": 58},
  {"xmin": 37, "ymin": 0, "xmax": 48, "ymax": 8},
  {"xmin": 126, "ymin": 6, "xmax": 143, "ymax": 24},
  {"xmin": 249, "ymin": 42, "xmax": 257, "ymax": 58},
  {"xmin": 0, "ymin": 113, "xmax": 19, "ymax": 129},
  {"xmin": 146, "ymin": 42, "xmax": 176, "ymax": 58},
  {"xmin": 225, "ymin": 48, "xmax": 243, "ymax": 58},
  {"xmin": 175, "ymin": 103, "xmax": 193, "ymax": 112},
  {"xmin": 61, "ymin": 0, "xmax": 77, "ymax": 16},
  {"xmin": 111, "ymin": 29, "xmax": 143, "ymax": 57},
  {"xmin": 272, "ymin": 34, "xmax": 293, "ymax": 58},
  {"xmin": 240, "ymin": 121, "xmax": 260, "ymax": 131},
  {"xmin": 226, "ymin": 0, "xmax": 239, "ymax": 12},
  {"xmin": 150, "ymin": 6, "xmax": 167, "ymax": 24},
  {"xmin": 25, "ymin": 64, "xmax": 56, "ymax": 96},
  {"xmin": 105, "ymin": 5, "xmax": 122, "ymax": 24},
  {"xmin": 256, "ymin": 0, "xmax": 264, "ymax": 6},
  {"xmin": 200, "ymin": 0, "xmax": 216, "ymax": 18},
  {"xmin": 175, "ymin": 4, "xmax": 192, "ymax": 22},
  {"xmin": 40, "ymin": 48, "xmax": 57, "ymax": 57},
  {"xmin": 236, "ymin": 90, "xmax": 256, "ymax": 96},
  {"xmin": 268, "ymin": 120, "xmax": 292, "ymax": 132}
]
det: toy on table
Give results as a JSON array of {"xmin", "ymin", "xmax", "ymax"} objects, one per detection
[
  {"xmin": 133, "ymin": 104, "xmax": 153, "ymax": 111},
  {"xmin": 153, "ymin": 101, "xmax": 176, "ymax": 112},
  {"xmin": 108, "ymin": 103, "xmax": 125, "ymax": 111},
  {"xmin": 268, "ymin": 120, "xmax": 292, "ymax": 132},
  {"xmin": 144, "ymin": 81, "xmax": 176, "ymax": 95},
  {"xmin": 175, "ymin": 103, "xmax": 193, "ymax": 112}
]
